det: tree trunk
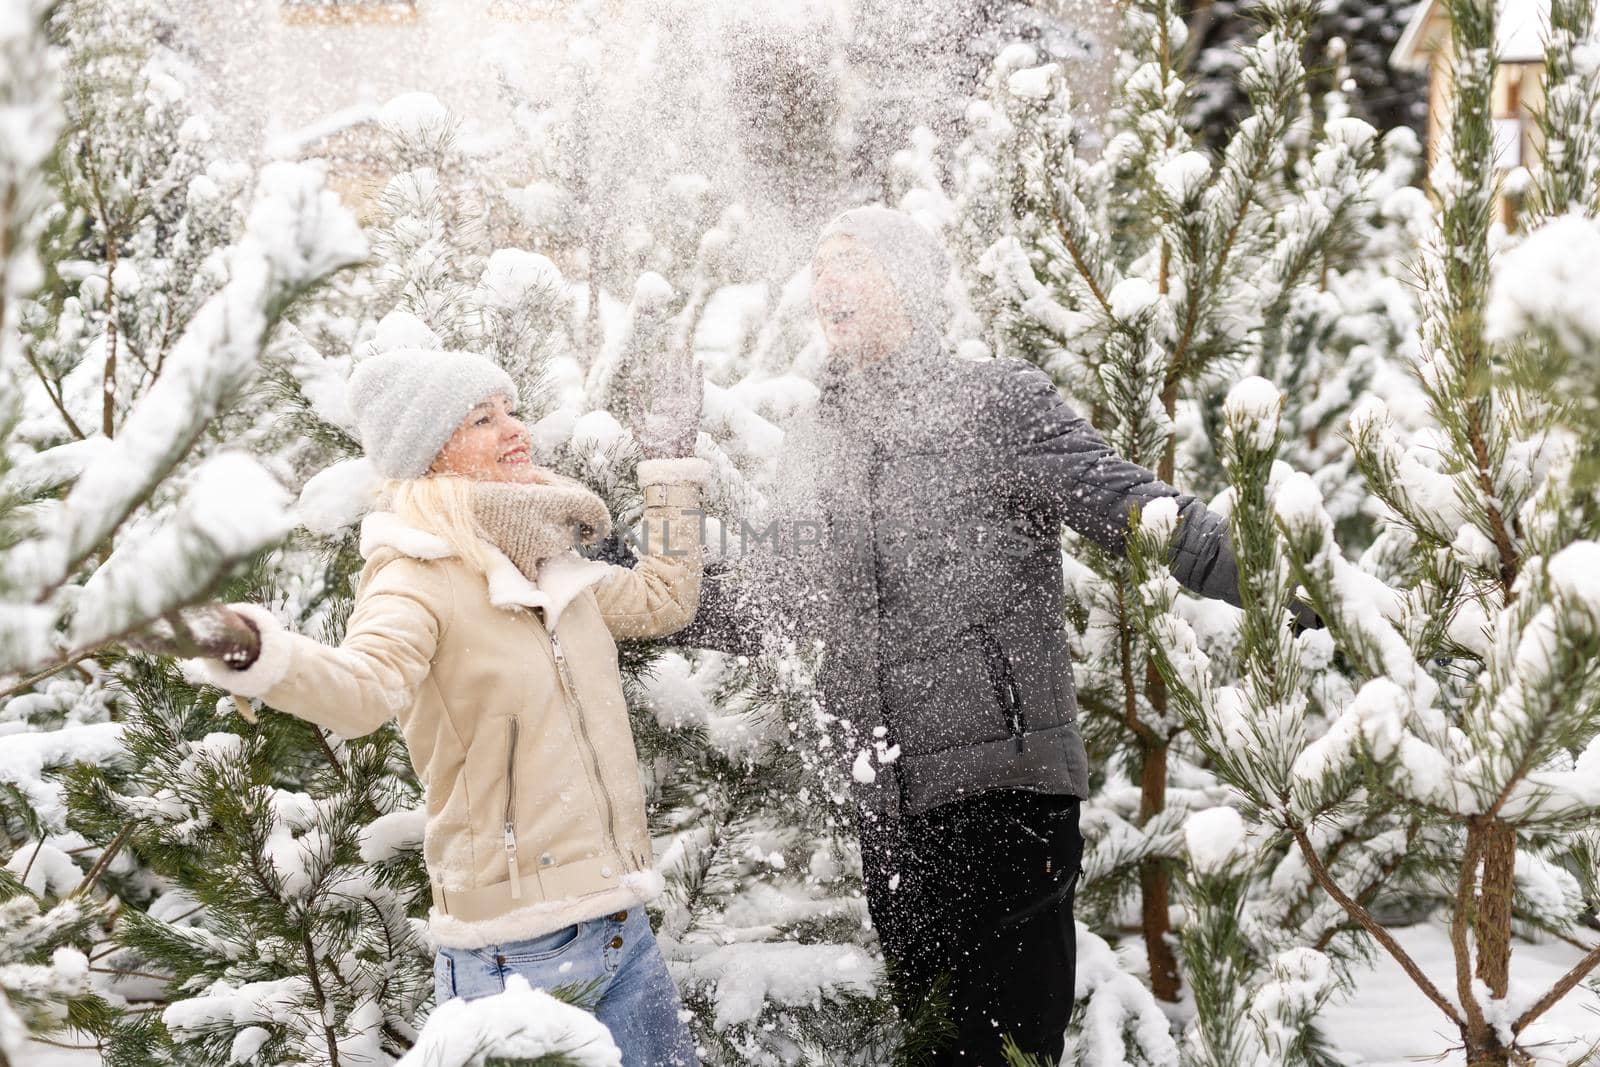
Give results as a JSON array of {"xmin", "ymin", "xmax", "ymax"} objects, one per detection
[
  {"xmin": 1476, "ymin": 819, "xmax": 1516, "ymax": 997},
  {"xmin": 1122, "ymin": 371, "xmax": 1189, "ymax": 1002},
  {"xmin": 102, "ymin": 249, "xmax": 118, "ymax": 440},
  {"xmin": 1138, "ymin": 727, "xmax": 1182, "ymax": 1002},
  {"xmin": 1137, "ymin": 375, "xmax": 1185, "ymax": 1003},
  {"xmin": 1464, "ymin": 1044, "xmax": 1511, "ymax": 1067},
  {"xmin": 1454, "ymin": 818, "xmax": 1517, "ymax": 1067}
]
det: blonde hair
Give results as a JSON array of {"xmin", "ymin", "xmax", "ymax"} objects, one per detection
[{"xmin": 383, "ymin": 476, "xmax": 495, "ymax": 575}]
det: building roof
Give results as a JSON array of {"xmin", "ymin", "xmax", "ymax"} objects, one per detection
[{"xmin": 1392, "ymin": 0, "xmax": 1599, "ymax": 70}]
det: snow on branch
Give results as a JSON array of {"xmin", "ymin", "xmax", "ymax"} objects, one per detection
[{"xmin": 0, "ymin": 162, "xmax": 366, "ymax": 678}]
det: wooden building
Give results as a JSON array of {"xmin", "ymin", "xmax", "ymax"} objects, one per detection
[{"xmin": 1392, "ymin": 0, "xmax": 1597, "ymax": 223}]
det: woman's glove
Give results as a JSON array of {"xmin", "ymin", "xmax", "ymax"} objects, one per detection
[
  {"xmin": 128, "ymin": 604, "xmax": 261, "ymax": 670},
  {"xmin": 627, "ymin": 343, "xmax": 704, "ymax": 460}
]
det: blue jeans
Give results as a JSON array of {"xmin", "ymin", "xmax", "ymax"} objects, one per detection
[{"xmin": 433, "ymin": 907, "xmax": 698, "ymax": 1067}]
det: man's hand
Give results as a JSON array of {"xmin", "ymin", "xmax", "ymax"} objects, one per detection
[
  {"xmin": 1288, "ymin": 596, "xmax": 1325, "ymax": 636},
  {"xmin": 628, "ymin": 342, "xmax": 704, "ymax": 460},
  {"xmin": 128, "ymin": 604, "xmax": 261, "ymax": 670}
]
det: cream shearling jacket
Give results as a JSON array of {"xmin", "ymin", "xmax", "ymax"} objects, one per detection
[{"xmin": 192, "ymin": 458, "xmax": 708, "ymax": 949}]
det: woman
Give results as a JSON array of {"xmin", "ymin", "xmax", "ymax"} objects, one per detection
[{"xmin": 162, "ymin": 346, "xmax": 707, "ymax": 1067}]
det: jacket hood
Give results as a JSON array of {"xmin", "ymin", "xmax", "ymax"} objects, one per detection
[
  {"xmin": 817, "ymin": 206, "xmax": 953, "ymax": 333},
  {"xmin": 359, "ymin": 510, "xmax": 610, "ymax": 630}
]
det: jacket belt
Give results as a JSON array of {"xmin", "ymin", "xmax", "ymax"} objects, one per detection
[{"xmin": 431, "ymin": 854, "xmax": 634, "ymax": 921}]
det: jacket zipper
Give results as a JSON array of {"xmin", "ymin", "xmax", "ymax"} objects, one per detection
[
  {"xmin": 547, "ymin": 630, "xmax": 623, "ymax": 864},
  {"xmin": 504, "ymin": 716, "xmax": 523, "ymax": 899}
]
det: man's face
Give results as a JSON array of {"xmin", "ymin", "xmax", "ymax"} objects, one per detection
[{"xmin": 812, "ymin": 235, "xmax": 913, "ymax": 367}]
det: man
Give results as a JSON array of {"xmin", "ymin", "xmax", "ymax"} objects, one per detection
[{"xmin": 672, "ymin": 206, "xmax": 1245, "ymax": 1064}]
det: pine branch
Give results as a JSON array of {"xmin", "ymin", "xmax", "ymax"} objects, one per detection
[
  {"xmin": 68, "ymin": 819, "xmax": 132, "ymax": 899},
  {"xmin": 1045, "ymin": 191, "xmax": 1113, "ymax": 318},
  {"xmin": 1310, "ymin": 819, "xmax": 1421, "ymax": 952},
  {"xmin": 1513, "ymin": 941, "xmax": 1600, "ymax": 1033},
  {"xmin": 300, "ymin": 929, "xmax": 342, "ymax": 1067},
  {"xmin": 0, "ymin": 656, "xmax": 97, "ymax": 704},
  {"xmin": 21, "ymin": 344, "xmax": 86, "ymax": 440},
  {"xmin": 1289, "ymin": 822, "xmax": 1463, "ymax": 1027}
]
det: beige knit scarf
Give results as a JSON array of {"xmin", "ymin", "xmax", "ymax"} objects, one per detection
[{"xmin": 471, "ymin": 477, "xmax": 613, "ymax": 579}]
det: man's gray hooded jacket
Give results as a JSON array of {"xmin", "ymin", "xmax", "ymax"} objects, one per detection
[{"xmin": 673, "ymin": 208, "xmax": 1242, "ymax": 825}]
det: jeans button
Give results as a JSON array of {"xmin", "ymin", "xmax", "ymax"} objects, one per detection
[
  {"xmin": 610, "ymin": 910, "xmax": 628, "ymax": 921},
  {"xmin": 610, "ymin": 935, "xmax": 624, "ymax": 949}
]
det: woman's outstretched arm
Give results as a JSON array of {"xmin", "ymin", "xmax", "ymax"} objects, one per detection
[{"xmin": 188, "ymin": 558, "xmax": 453, "ymax": 738}]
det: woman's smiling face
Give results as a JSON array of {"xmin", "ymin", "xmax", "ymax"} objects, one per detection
[{"xmin": 428, "ymin": 393, "xmax": 543, "ymax": 483}]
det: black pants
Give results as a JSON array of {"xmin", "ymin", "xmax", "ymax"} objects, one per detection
[{"xmin": 860, "ymin": 790, "xmax": 1084, "ymax": 1066}]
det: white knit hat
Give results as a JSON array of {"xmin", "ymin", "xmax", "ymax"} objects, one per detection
[{"xmin": 346, "ymin": 348, "xmax": 519, "ymax": 479}]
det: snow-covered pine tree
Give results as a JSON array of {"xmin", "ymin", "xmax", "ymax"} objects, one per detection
[
  {"xmin": 488, "ymin": 4, "xmax": 723, "ymax": 365},
  {"xmin": 0, "ymin": 4, "xmax": 365, "ymax": 822},
  {"xmin": 37, "ymin": 0, "xmax": 261, "ymax": 437},
  {"xmin": 844, "ymin": 0, "xmax": 1101, "ymax": 201},
  {"xmin": 1501, "ymin": 0, "xmax": 1600, "ymax": 486},
  {"xmin": 491, "ymin": 35, "xmax": 611, "ymax": 361},
  {"xmin": 490, "ymin": 70, "xmax": 583, "ymax": 266},
  {"xmin": 71, "ymin": 654, "xmax": 435, "ymax": 1066},
  {"xmin": 1121, "ymin": 389, "xmax": 1385, "ymax": 1066},
  {"xmin": 368, "ymin": 93, "xmax": 493, "ymax": 354},
  {"xmin": 1523, "ymin": 0, "xmax": 1600, "ymax": 224},
  {"xmin": 0, "ymin": 6, "xmax": 127, "ymax": 1056},
  {"xmin": 0, "ymin": 2, "xmax": 367, "ymax": 1061},
  {"xmin": 1, "ymin": 137, "xmax": 365, "ymax": 690},
  {"xmin": 921, "ymin": 23, "xmax": 1430, "ymax": 538},
  {"xmin": 371, "ymin": 88, "xmax": 580, "ymax": 379},
  {"xmin": 3, "ymin": 0, "xmax": 322, "ymax": 675},
  {"xmin": 934, "ymin": 0, "xmax": 1396, "ymax": 1020},
  {"xmin": 1183, "ymin": 0, "xmax": 1428, "ymax": 151},
  {"xmin": 81, "ymin": 649, "xmax": 597, "ymax": 1066},
  {"xmin": 1125, "ymin": 1, "xmax": 1600, "ymax": 1062},
  {"xmin": 640, "ymin": 640, "xmax": 913, "ymax": 1066}
]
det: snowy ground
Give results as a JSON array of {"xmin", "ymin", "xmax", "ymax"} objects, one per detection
[
  {"xmin": 20, "ymin": 924, "xmax": 1600, "ymax": 1065},
  {"xmin": 1323, "ymin": 924, "xmax": 1600, "ymax": 1066}
]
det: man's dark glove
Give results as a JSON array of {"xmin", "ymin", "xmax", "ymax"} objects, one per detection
[{"xmin": 1288, "ymin": 596, "xmax": 1325, "ymax": 637}]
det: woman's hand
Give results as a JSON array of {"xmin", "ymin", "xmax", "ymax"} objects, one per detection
[
  {"xmin": 628, "ymin": 342, "xmax": 704, "ymax": 460},
  {"xmin": 128, "ymin": 603, "xmax": 262, "ymax": 670}
]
